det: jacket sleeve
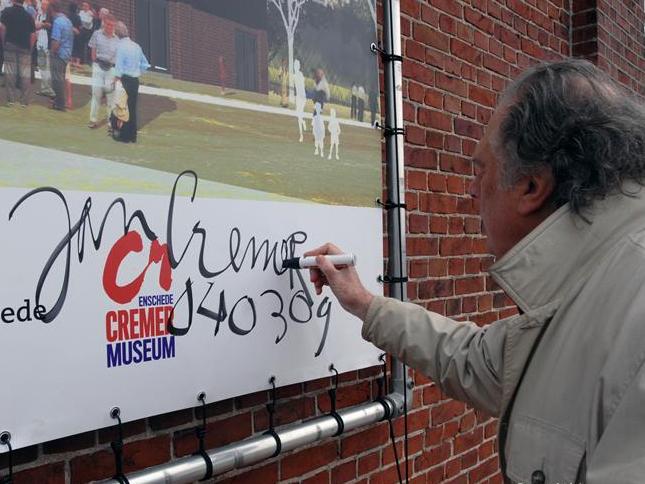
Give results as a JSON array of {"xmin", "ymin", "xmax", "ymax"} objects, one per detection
[
  {"xmin": 586, "ymin": 359, "xmax": 645, "ymax": 483},
  {"xmin": 362, "ymin": 296, "xmax": 506, "ymax": 415}
]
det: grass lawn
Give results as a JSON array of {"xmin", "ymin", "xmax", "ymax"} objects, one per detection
[{"xmin": 0, "ymin": 80, "xmax": 381, "ymax": 207}]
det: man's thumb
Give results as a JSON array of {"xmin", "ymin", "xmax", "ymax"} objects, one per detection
[{"xmin": 316, "ymin": 254, "xmax": 338, "ymax": 280}]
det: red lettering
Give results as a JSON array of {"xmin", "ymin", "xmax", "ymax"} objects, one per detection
[
  {"xmin": 129, "ymin": 308, "xmax": 139, "ymax": 339},
  {"xmin": 117, "ymin": 310, "xmax": 129, "ymax": 340},
  {"xmin": 155, "ymin": 306, "xmax": 165, "ymax": 336},
  {"xmin": 102, "ymin": 231, "xmax": 173, "ymax": 304},
  {"xmin": 105, "ymin": 311, "xmax": 118, "ymax": 342}
]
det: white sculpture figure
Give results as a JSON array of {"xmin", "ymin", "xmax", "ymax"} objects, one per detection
[
  {"xmin": 293, "ymin": 59, "xmax": 307, "ymax": 142},
  {"xmin": 327, "ymin": 108, "xmax": 341, "ymax": 160},
  {"xmin": 312, "ymin": 102, "xmax": 325, "ymax": 157}
]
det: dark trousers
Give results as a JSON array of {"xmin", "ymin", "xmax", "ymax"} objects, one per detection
[
  {"xmin": 0, "ymin": 40, "xmax": 4, "ymax": 76},
  {"xmin": 350, "ymin": 95, "xmax": 356, "ymax": 119},
  {"xmin": 119, "ymin": 75, "xmax": 140, "ymax": 142},
  {"xmin": 357, "ymin": 98, "xmax": 365, "ymax": 122},
  {"xmin": 51, "ymin": 55, "xmax": 67, "ymax": 109}
]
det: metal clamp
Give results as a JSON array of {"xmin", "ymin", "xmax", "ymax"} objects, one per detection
[
  {"xmin": 375, "ymin": 354, "xmax": 392, "ymax": 421},
  {"xmin": 109, "ymin": 407, "xmax": 129, "ymax": 484},
  {"xmin": 193, "ymin": 392, "xmax": 213, "ymax": 481},
  {"xmin": 263, "ymin": 376, "xmax": 282, "ymax": 458},
  {"xmin": 370, "ymin": 42, "xmax": 404, "ymax": 63},
  {"xmin": 376, "ymin": 198, "xmax": 407, "ymax": 211},
  {"xmin": 375, "ymin": 122, "xmax": 406, "ymax": 137},
  {"xmin": 328, "ymin": 365, "xmax": 345, "ymax": 436},
  {"xmin": 377, "ymin": 275, "xmax": 408, "ymax": 284},
  {"xmin": 0, "ymin": 431, "xmax": 13, "ymax": 484}
]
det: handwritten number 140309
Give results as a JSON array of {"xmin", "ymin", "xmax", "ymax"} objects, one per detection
[{"xmin": 168, "ymin": 268, "xmax": 332, "ymax": 357}]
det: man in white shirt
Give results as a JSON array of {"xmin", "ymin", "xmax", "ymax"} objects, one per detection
[{"xmin": 87, "ymin": 13, "xmax": 117, "ymax": 128}]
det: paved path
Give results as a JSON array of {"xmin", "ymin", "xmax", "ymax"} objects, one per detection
[
  {"xmin": 69, "ymin": 74, "xmax": 375, "ymax": 129},
  {"xmin": 1, "ymin": 139, "xmax": 304, "ymax": 202}
]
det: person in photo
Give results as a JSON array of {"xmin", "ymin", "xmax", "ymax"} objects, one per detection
[
  {"xmin": 113, "ymin": 21, "xmax": 149, "ymax": 143},
  {"xmin": 293, "ymin": 58, "xmax": 307, "ymax": 142},
  {"xmin": 0, "ymin": 0, "xmax": 36, "ymax": 107},
  {"xmin": 312, "ymin": 101, "xmax": 325, "ymax": 157},
  {"xmin": 35, "ymin": 0, "xmax": 54, "ymax": 97},
  {"xmin": 327, "ymin": 108, "xmax": 340, "ymax": 160},
  {"xmin": 87, "ymin": 12, "xmax": 117, "ymax": 129},
  {"xmin": 48, "ymin": 0, "xmax": 73, "ymax": 111}
]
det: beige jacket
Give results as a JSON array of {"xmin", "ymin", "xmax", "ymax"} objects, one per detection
[{"xmin": 363, "ymin": 186, "xmax": 645, "ymax": 484}]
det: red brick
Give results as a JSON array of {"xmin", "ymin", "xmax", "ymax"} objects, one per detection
[
  {"xmin": 332, "ymin": 460, "xmax": 356, "ymax": 483},
  {"xmin": 302, "ymin": 470, "xmax": 330, "ymax": 484},
  {"xmin": 418, "ymin": 108, "xmax": 452, "ymax": 131},
  {"xmin": 174, "ymin": 413, "xmax": 252, "ymax": 457},
  {"xmin": 13, "ymin": 462, "xmax": 65, "ymax": 484},
  {"xmin": 218, "ymin": 463, "xmax": 278, "ymax": 484},
  {"xmin": 70, "ymin": 436, "xmax": 170, "ymax": 484},
  {"xmin": 43, "ymin": 431, "xmax": 95, "ymax": 455},
  {"xmin": 440, "ymin": 153, "xmax": 472, "ymax": 175},
  {"xmin": 432, "ymin": 400, "xmax": 466, "ymax": 425},
  {"xmin": 465, "ymin": 7, "xmax": 495, "ymax": 34},
  {"xmin": 454, "ymin": 118, "xmax": 483, "ymax": 139},
  {"xmin": 0, "ymin": 444, "xmax": 38, "ymax": 470},
  {"xmin": 317, "ymin": 381, "xmax": 371, "ymax": 413},
  {"xmin": 451, "ymin": 38, "xmax": 482, "ymax": 64},
  {"xmin": 341, "ymin": 424, "xmax": 389, "ymax": 458},
  {"xmin": 436, "ymin": 72, "xmax": 468, "ymax": 97},
  {"xmin": 281, "ymin": 441, "xmax": 338, "ymax": 479},
  {"xmin": 429, "ymin": 0, "xmax": 463, "ymax": 17},
  {"xmin": 469, "ymin": 84, "xmax": 497, "ymax": 107},
  {"xmin": 358, "ymin": 451, "xmax": 380, "ymax": 475},
  {"xmin": 255, "ymin": 396, "xmax": 316, "ymax": 431},
  {"xmin": 414, "ymin": 24, "xmax": 450, "ymax": 52},
  {"xmin": 455, "ymin": 276, "xmax": 485, "ymax": 295},
  {"xmin": 454, "ymin": 426, "xmax": 484, "ymax": 453},
  {"xmin": 414, "ymin": 442, "xmax": 451, "ymax": 472}
]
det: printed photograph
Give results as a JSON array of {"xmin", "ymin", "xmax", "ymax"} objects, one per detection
[{"xmin": 0, "ymin": 0, "xmax": 381, "ymax": 206}]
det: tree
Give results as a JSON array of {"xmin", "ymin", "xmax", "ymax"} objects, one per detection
[{"xmin": 269, "ymin": 0, "xmax": 309, "ymax": 103}]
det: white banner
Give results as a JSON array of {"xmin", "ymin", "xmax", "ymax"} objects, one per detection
[{"xmin": 0, "ymin": 174, "xmax": 382, "ymax": 449}]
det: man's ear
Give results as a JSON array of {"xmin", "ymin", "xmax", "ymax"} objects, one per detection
[{"xmin": 515, "ymin": 167, "xmax": 555, "ymax": 216}]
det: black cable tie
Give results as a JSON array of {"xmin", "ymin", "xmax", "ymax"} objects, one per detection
[
  {"xmin": 263, "ymin": 376, "xmax": 282, "ymax": 458},
  {"xmin": 376, "ymin": 198, "xmax": 407, "ymax": 210},
  {"xmin": 0, "ymin": 431, "xmax": 13, "ymax": 484},
  {"xmin": 374, "ymin": 354, "xmax": 393, "ymax": 421},
  {"xmin": 327, "ymin": 365, "xmax": 345, "ymax": 437},
  {"xmin": 109, "ymin": 408, "xmax": 130, "ymax": 484},
  {"xmin": 377, "ymin": 275, "xmax": 408, "ymax": 284},
  {"xmin": 374, "ymin": 122, "xmax": 406, "ymax": 137},
  {"xmin": 193, "ymin": 392, "xmax": 213, "ymax": 481},
  {"xmin": 370, "ymin": 42, "xmax": 404, "ymax": 63}
]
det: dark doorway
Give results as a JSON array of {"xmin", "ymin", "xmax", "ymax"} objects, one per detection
[
  {"xmin": 235, "ymin": 30, "xmax": 258, "ymax": 92},
  {"xmin": 136, "ymin": 0, "xmax": 169, "ymax": 72}
]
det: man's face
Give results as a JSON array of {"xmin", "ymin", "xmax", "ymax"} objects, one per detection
[
  {"xmin": 469, "ymin": 105, "xmax": 523, "ymax": 259},
  {"xmin": 104, "ymin": 19, "xmax": 115, "ymax": 35}
]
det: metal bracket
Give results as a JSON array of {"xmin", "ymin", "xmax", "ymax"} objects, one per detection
[
  {"xmin": 377, "ymin": 275, "xmax": 408, "ymax": 284},
  {"xmin": 370, "ymin": 42, "xmax": 404, "ymax": 63},
  {"xmin": 263, "ymin": 376, "xmax": 282, "ymax": 458},
  {"xmin": 193, "ymin": 392, "xmax": 213, "ymax": 481},
  {"xmin": 109, "ymin": 407, "xmax": 129, "ymax": 484},
  {"xmin": 0, "ymin": 431, "xmax": 12, "ymax": 484}
]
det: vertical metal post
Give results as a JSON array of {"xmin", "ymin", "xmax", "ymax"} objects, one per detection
[{"xmin": 382, "ymin": 0, "xmax": 412, "ymax": 409}]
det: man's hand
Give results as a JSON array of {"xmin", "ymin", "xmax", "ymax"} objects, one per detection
[{"xmin": 304, "ymin": 243, "xmax": 374, "ymax": 321}]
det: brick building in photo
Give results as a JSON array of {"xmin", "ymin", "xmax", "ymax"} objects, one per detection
[
  {"xmin": 3, "ymin": 0, "xmax": 645, "ymax": 483},
  {"xmin": 66, "ymin": 0, "xmax": 269, "ymax": 92}
]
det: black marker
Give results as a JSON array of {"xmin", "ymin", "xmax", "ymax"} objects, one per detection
[{"xmin": 282, "ymin": 254, "xmax": 357, "ymax": 269}]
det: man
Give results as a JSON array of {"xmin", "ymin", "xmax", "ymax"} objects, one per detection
[
  {"xmin": 48, "ymin": 0, "xmax": 72, "ymax": 111},
  {"xmin": 87, "ymin": 12, "xmax": 116, "ymax": 128},
  {"xmin": 306, "ymin": 60, "xmax": 645, "ymax": 483},
  {"xmin": 0, "ymin": 0, "xmax": 36, "ymax": 106},
  {"xmin": 113, "ymin": 21, "xmax": 148, "ymax": 142},
  {"xmin": 35, "ymin": 0, "xmax": 54, "ymax": 97}
]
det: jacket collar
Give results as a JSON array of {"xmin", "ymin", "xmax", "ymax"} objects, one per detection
[{"xmin": 490, "ymin": 185, "xmax": 645, "ymax": 314}]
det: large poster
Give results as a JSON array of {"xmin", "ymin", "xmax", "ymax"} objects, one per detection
[{"xmin": 0, "ymin": 0, "xmax": 382, "ymax": 449}]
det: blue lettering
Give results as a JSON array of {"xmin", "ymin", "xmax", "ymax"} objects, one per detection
[
  {"xmin": 132, "ymin": 339, "xmax": 143, "ymax": 363},
  {"xmin": 143, "ymin": 338, "xmax": 152, "ymax": 361},
  {"xmin": 107, "ymin": 343, "xmax": 121, "ymax": 368}
]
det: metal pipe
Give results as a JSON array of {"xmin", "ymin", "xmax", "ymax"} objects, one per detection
[
  {"xmin": 103, "ymin": 396, "xmax": 398, "ymax": 484},
  {"xmin": 382, "ymin": 0, "xmax": 411, "ymax": 406}
]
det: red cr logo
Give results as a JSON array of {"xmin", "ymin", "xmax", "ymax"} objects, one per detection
[{"xmin": 102, "ymin": 231, "xmax": 172, "ymax": 304}]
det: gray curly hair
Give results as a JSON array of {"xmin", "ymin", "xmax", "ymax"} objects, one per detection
[{"xmin": 495, "ymin": 59, "xmax": 645, "ymax": 216}]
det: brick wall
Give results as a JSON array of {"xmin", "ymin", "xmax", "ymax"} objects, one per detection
[
  {"xmin": 3, "ymin": 1, "xmax": 645, "ymax": 483},
  {"xmin": 168, "ymin": 2, "xmax": 269, "ymax": 93}
]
